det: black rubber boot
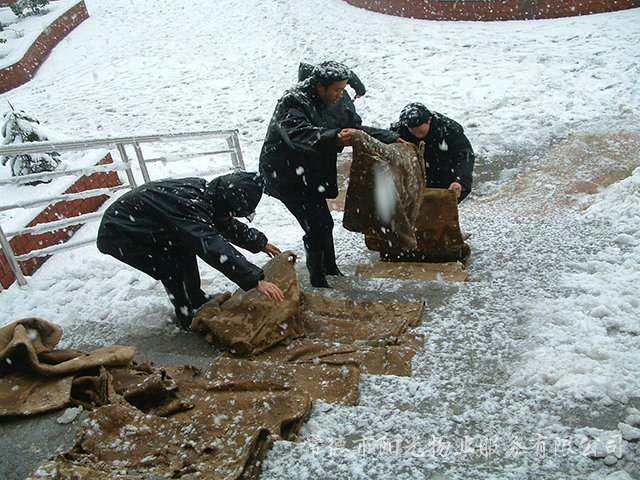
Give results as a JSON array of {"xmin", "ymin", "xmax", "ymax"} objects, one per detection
[
  {"xmin": 323, "ymin": 236, "xmax": 344, "ymax": 276},
  {"xmin": 186, "ymin": 289, "xmax": 210, "ymax": 310},
  {"xmin": 162, "ymin": 283, "xmax": 193, "ymax": 331},
  {"xmin": 305, "ymin": 247, "xmax": 331, "ymax": 288}
]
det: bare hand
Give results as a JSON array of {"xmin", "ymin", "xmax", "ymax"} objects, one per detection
[
  {"xmin": 257, "ymin": 280, "xmax": 284, "ymax": 302},
  {"xmin": 397, "ymin": 137, "xmax": 410, "ymax": 144},
  {"xmin": 449, "ymin": 182, "xmax": 462, "ymax": 198},
  {"xmin": 262, "ymin": 243, "xmax": 282, "ymax": 258},
  {"xmin": 337, "ymin": 128, "xmax": 355, "ymax": 147}
]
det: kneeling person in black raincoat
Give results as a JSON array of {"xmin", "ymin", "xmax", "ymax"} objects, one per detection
[{"xmin": 96, "ymin": 172, "xmax": 284, "ymax": 330}]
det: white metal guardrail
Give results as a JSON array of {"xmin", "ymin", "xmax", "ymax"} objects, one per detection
[{"xmin": 0, "ymin": 129, "xmax": 245, "ymax": 289}]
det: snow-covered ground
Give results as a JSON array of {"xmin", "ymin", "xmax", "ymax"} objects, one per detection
[{"xmin": 1, "ymin": 1, "xmax": 640, "ymax": 478}]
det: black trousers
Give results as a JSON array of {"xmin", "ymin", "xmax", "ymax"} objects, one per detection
[
  {"xmin": 272, "ymin": 187, "xmax": 334, "ymax": 252},
  {"xmin": 96, "ymin": 227, "xmax": 207, "ymax": 312}
]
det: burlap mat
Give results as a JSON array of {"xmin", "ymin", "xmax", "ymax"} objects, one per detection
[
  {"xmin": 356, "ymin": 260, "xmax": 468, "ymax": 282},
  {"xmin": 201, "ymin": 356, "xmax": 360, "ymax": 406},
  {"xmin": 0, "ymin": 318, "xmax": 136, "ymax": 416},
  {"xmin": 250, "ymin": 333, "xmax": 425, "ymax": 376},
  {"xmin": 28, "ymin": 362, "xmax": 312, "ymax": 480},
  {"xmin": 0, "ymin": 318, "xmax": 136, "ymax": 377},
  {"xmin": 0, "ymin": 373, "xmax": 74, "ymax": 417},
  {"xmin": 367, "ymin": 188, "xmax": 471, "ymax": 264},
  {"xmin": 245, "ymin": 292, "xmax": 426, "ymax": 376},
  {"xmin": 299, "ymin": 291, "xmax": 424, "ymax": 346},
  {"xmin": 343, "ymin": 130, "xmax": 426, "ymax": 250},
  {"xmin": 191, "ymin": 252, "xmax": 304, "ymax": 356},
  {"xmin": 191, "ymin": 252, "xmax": 428, "ymax": 377},
  {"xmin": 29, "ymin": 403, "xmax": 279, "ymax": 480},
  {"xmin": 341, "ymin": 129, "xmax": 470, "ymax": 265}
]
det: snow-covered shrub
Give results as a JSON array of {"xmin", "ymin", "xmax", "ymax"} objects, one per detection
[
  {"xmin": 1, "ymin": 107, "xmax": 60, "ymax": 178},
  {"xmin": 10, "ymin": 0, "xmax": 49, "ymax": 19}
]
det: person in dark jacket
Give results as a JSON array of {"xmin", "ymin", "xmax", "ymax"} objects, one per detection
[
  {"xmin": 96, "ymin": 172, "xmax": 284, "ymax": 329},
  {"xmin": 297, "ymin": 61, "xmax": 366, "ymax": 129},
  {"xmin": 391, "ymin": 102, "xmax": 475, "ymax": 202},
  {"xmin": 260, "ymin": 61, "xmax": 399, "ymax": 288}
]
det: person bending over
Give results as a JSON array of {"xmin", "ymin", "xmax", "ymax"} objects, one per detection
[
  {"xmin": 260, "ymin": 60, "xmax": 398, "ymax": 288},
  {"xmin": 392, "ymin": 102, "xmax": 475, "ymax": 202},
  {"xmin": 97, "ymin": 172, "xmax": 284, "ymax": 329}
]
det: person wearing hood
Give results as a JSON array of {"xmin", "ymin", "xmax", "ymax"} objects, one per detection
[
  {"xmin": 391, "ymin": 102, "xmax": 475, "ymax": 202},
  {"xmin": 297, "ymin": 61, "xmax": 365, "ymax": 129},
  {"xmin": 260, "ymin": 60, "xmax": 399, "ymax": 288},
  {"xmin": 96, "ymin": 171, "xmax": 284, "ymax": 330}
]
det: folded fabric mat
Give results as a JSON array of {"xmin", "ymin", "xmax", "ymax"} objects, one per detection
[
  {"xmin": 17, "ymin": 249, "xmax": 426, "ymax": 479},
  {"xmin": 251, "ymin": 291, "xmax": 426, "ymax": 377},
  {"xmin": 24, "ymin": 356, "xmax": 313, "ymax": 480},
  {"xmin": 367, "ymin": 188, "xmax": 471, "ymax": 265},
  {"xmin": 343, "ymin": 130, "xmax": 470, "ymax": 273},
  {"xmin": 355, "ymin": 260, "xmax": 468, "ymax": 282},
  {"xmin": 192, "ymin": 252, "xmax": 427, "ymax": 376},
  {"xmin": 343, "ymin": 130, "xmax": 426, "ymax": 250},
  {"xmin": 191, "ymin": 252, "xmax": 304, "ymax": 356},
  {"xmin": 0, "ymin": 317, "xmax": 136, "ymax": 416}
]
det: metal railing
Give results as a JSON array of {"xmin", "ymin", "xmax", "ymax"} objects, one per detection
[{"xmin": 0, "ymin": 129, "xmax": 245, "ymax": 289}]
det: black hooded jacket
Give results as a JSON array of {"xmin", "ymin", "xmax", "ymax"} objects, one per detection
[
  {"xmin": 391, "ymin": 112, "xmax": 475, "ymax": 201},
  {"xmin": 97, "ymin": 172, "xmax": 268, "ymax": 291},
  {"xmin": 260, "ymin": 78, "xmax": 398, "ymax": 199}
]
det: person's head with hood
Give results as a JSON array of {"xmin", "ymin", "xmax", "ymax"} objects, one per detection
[
  {"xmin": 298, "ymin": 62, "xmax": 315, "ymax": 83},
  {"xmin": 399, "ymin": 102, "xmax": 433, "ymax": 139},
  {"xmin": 312, "ymin": 61, "xmax": 351, "ymax": 106},
  {"xmin": 206, "ymin": 171, "xmax": 264, "ymax": 219}
]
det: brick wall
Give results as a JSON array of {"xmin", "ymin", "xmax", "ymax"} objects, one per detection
[
  {"xmin": 0, "ymin": 153, "xmax": 123, "ymax": 289},
  {"xmin": 342, "ymin": 0, "xmax": 640, "ymax": 21},
  {"xmin": 0, "ymin": 1, "xmax": 89, "ymax": 93}
]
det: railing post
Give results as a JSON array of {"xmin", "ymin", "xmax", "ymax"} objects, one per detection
[
  {"xmin": 116, "ymin": 143, "xmax": 138, "ymax": 188},
  {"xmin": 132, "ymin": 142, "xmax": 151, "ymax": 183},
  {"xmin": 0, "ymin": 224, "xmax": 27, "ymax": 287},
  {"xmin": 227, "ymin": 131, "xmax": 245, "ymax": 171}
]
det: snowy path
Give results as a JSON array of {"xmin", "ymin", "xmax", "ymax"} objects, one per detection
[{"xmin": 0, "ymin": 1, "xmax": 639, "ymax": 479}]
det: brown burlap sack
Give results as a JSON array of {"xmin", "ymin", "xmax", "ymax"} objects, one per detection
[
  {"xmin": 0, "ymin": 372, "xmax": 74, "ymax": 416},
  {"xmin": 299, "ymin": 291, "xmax": 425, "ymax": 346},
  {"xmin": 205, "ymin": 356, "xmax": 360, "ymax": 406},
  {"xmin": 30, "ymin": 403, "xmax": 275, "ymax": 480},
  {"xmin": 355, "ymin": 260, "xmax": 468, "ymax": 282},
  {"xmin": 191, "ymin": 252, "xmax": 304, "ymax": 356},
  {"xmin": 343, "ymin": 130, "xmax": 426, "ymax": 250},
  {"xmin": 368, "ymin": 188, "xmax": 471, "ymax": 264},
  {"xmin": 251, "ymin": 334, "xmax": 425, "ymax": 376},
  {"xmin": 248, "ymin": 294, "xmax": 426, "ymax": 376},
  {"xmin": 0, "ymin": 318, "xmax": 136, "ymax": 377},
  {"xmin": 30, "ymin": 363, "xmax": 313, "ymax": 480}
]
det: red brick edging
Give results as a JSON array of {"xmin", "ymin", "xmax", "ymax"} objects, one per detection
[
  {"xmin": 342, "ymin": 0, "xmax": 640, "ymax": 21},
  {"xmin": 0, "ymin": 154, "xmax": 122, "ymax": 289},
  {"xmin": 0, "ymin": 1, "xmax": 89, "ymax": 93}
]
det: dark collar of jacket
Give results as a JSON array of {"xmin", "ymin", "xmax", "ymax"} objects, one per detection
[{"xmin": 298, "ymin": 79, "xmax": 327, "ymax": 112}]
